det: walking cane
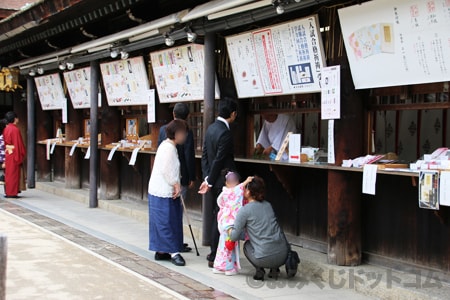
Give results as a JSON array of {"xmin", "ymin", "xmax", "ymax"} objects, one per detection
[{"xmin": 180, "ymin": 194, "xmax": 200, "ymax": 256}]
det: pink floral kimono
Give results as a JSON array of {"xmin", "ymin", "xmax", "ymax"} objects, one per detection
[{"xmin": 213, "ymin": 183, "xmax": 247, "ymax": 272}]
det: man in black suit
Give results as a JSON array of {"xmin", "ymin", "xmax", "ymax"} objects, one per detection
[
  {"xmin": 158, "ymin": 103, "xmax": 196, "ymax": 253},
  {"xmin": 199, "ymin": 98, "xmax": 238, "ymax": 267}
]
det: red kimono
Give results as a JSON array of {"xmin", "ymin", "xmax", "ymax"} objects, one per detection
[{"xmin": 4, "ymin": 123, "xmax": 25, "ymax": 197}]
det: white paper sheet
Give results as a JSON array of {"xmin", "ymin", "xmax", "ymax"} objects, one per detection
[
  {"xmin": 328, "ymin": 120, "xmax": 335, "ymax": 164},
  {"xmin": 147, "ymin": 89, "xmax": 156, "ymax": 123},
  {"xmin": 62, "ymin": 98, "xmax": 68, "ymax": 124},
  {"xmin": 362, "ymin": 164, "xmax": 378, "ymax": 195},
  {"xmin": 46, "ymin": 139, "xmax": 51, "ymax": 160},
  {"xmin": 50, "ymin": 142, "xmax": 57, "ymax": 154},
  {"xmin": 84, "ymin": 146, "xmax": 91, "ymax": 159},
  {"xmin": 129, "ymin": 147, "xmax": 140, "ymax": 166},
  {"xmin": 69, "ymin": 143, "xmax": 78, "ymax": 156},
  {"xmin": 439, "ymin": 171, "xmax": 450, "ymax": 207},
  {"xmin": 321, "ymin": 65, "xmax": 341, "ymax": 120},
  {"xmin": 107, "ymin": 144, "xmax": 120, "ymax": 161}
]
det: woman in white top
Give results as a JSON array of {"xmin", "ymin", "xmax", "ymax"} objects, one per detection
[{"xmin": 148, "ymin": 119, "xmax": 188, "ymax": 266}]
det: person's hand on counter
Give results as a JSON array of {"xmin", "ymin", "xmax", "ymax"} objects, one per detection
[
  {"xmin": 262, "ymin": 146, "xmax": 274, "ymax": 156},
  {"xmin": 254, "ymin": 143, "xmax": 264, "ymax": 155}
]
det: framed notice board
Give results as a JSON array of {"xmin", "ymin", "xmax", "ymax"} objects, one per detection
[
  {"xmin": 35, "ymin": 73, "xmax": 65, "ymax": 110},
  {"xmin": 100, "ymin": 56, "xmax": 151, "ymax": 106},
  {"xmin": 226, "ymin": 15, "xmax": 327, "ymax": 98},
  {"xmin": 63, "ymin": 67, "xmax": 91, "ymax": 109},
  {"xmin": 150, "ymin": 44, "xmax": 220, "ymax": 103},
  {"xmin": 339, "ymin": 0, "xmax": 450, "ymax": 89}
]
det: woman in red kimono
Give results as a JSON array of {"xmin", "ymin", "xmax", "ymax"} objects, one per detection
[{"xmin": 3, "ymin": 111, "xmax": 25, "ymax": 198}]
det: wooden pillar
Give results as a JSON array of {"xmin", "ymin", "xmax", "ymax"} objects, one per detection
[
  {"xmin": 26, "ymin": 77, "xmax": 36, "ymax": 188},
  {"xmin": 64, "ymin": 101, "xmax": 81, "ymax": 189},
  {"xmin": 327, "ymin": 61, "xmax": 364, "ymax": 266},
  {"xmin": 0, "ymin": 234, "xmax": 6, "ymax": 300},
  {"xmin": 201, "ymin": 32, "xmax": 217, "ymax": 246},
  {"xmin": 89, "ymin": 61, "xmax": 99, "ymax": 208},
  {"xmin": 99, "ymin": 102, "xmax": 120, "ymax": 200},
  {"xmin": 36, "ymin": 97, "xmax": 52, "ymax": 181}
]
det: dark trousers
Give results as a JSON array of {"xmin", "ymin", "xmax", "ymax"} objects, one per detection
[
  {"xmin": 243, "ymin": 241, "xmax": 288, "ymax": 270},
  {"xmin": 208, "ymin": 187, "xmax": 221, "ymax": 262}
]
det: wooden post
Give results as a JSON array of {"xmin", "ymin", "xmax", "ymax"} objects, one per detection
[
  {"xmin": 26, "ymin": 77, "xmax": 36, "ymax": 188},
  {"xmin": 64, "ymin": 100, "xmax": 81, "ymax": 189},
  {"xmin": 35, "ymin": 100, "xmax": 52, "ymax": 181},
  {"xmin": 327, "ymin": 61, "xmax": 364, "ymax": 266},
  {"xmin": 0, "ymin": 234, "xmax": 7, "ymax": 300},
  {"xmin": 99, "ymin": 102, "xmax": 121, "ymax": 200},
  {"xmin": 201, "ymin": 32, "xmax": 216, "ymax": 246},
  {"xmin": 89, "ymin": 60, "xmax": 99, "ymax": 208}
]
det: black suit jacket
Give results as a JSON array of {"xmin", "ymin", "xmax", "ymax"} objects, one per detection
[
  {"xmin": 158, "ymin": 125, "xmax": 196, "ymax": 186},
  {"xmin": 201, "ymin": 119, "xmax": 235, "ymax": 189}
]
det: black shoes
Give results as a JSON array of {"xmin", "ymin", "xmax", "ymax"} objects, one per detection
[
  {"xmin": 154, "ymin": 252, "xmax": 171, "ymax": 261},
  {"xmin": 268, "ymin": 268, "xmax": 280, "ymax": 279},
  {"xmin": 171, "ymin": 254, "xmax": 186, "ymax": 266},
  {"xmin": 181, "ymin": 243, "xmax": 192, "ymax": 253},
  {"xmin": 155, "ymin": 252, "xmax": 185, "ymax": 266},
  {"xmin": 206, "ymin": 253, "xmax": 214, "ymax": 268},
  {"xmin": 253, "ymin": 268, "xmax": 266, "ymax": 281}
]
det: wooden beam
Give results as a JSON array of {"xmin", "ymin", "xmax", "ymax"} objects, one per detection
[
  {"xmin": 64, "ymin": 100, "xmax": 81, "ymax": 189},
  {"xmin": 36, "ymin": 101, "xmax": 52, "ymax": 181},
  {"xmin": 99, "ymin": 102, "xmax": 120, "ymax": 200},
  {"xmin": 327, "ymin": 60, "xmax": 364, "ymax": 266},
  {"xmin": 89, "ymin": 60, "xmax": 99, "ymax": 208},
  {"xmin": 26, "ymin": 77, "xmax": 36, "ymax": 188},
  {"xmin": 369, "ymin": 102, "xmax": 450, "ymax": 111}
]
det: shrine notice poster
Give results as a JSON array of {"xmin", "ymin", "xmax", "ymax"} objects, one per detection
[
  {"xmin": 321, "ymin": 65, "xmax": 341, "ymax": 120},
  {"xmin": 225, "ymin": 15, "xmax": 326, "ymax": 98},
  {"xmin": 150, "ymin": 44, "xmax": 220, "ymax": 103},
  {"xmin": 63, "ymin": 67, "xmax": 91, "ymax": 109},
  {"xmin": 100, "ymin": 56, "xmax": 150, "ymax": 106},
  {"xmin": 339, "ymin": 0, "xmax": 450, "ymax": 89},
  {"xmin": 35, "ymin": 73, "xmax": 65, "ymax": 110}
]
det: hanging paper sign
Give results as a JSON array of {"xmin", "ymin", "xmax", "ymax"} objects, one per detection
[
  {"xmin": 84, "ymin": 146, "xmax": 91, "ymax": 160},
  {"xmin": 150, "ymin": 44, "xmax": 220, "ymax": 103},
  {"xmin": 35, "ymin": 73, "xmax": 65, "ymax": 110},
  {"xmin": 321, "ymin": 65, "xmax": 341, "ymax": 120},
  {"xmin": 339, "ymin": 0, "xmax": 450, "ymax": 89},
  {"xmin": 100, "ymin": 56, "xmax": 150, "ymax": 106},
  {"xmin": 63, "ymin": 67, "xmax": 91, "ymax": 109},
  {"xmin": 147, "ymin": 89, "xmax": 156, "ymax": 123},
  {"xmin": 129, "ymin": 147, "xmax": 140, "ymax": 166},
  {"xmin": 107, "ymin": 144, "xmax": 120, "ymax": 161},
  {"xmin": 226, "ymin": 15, "xmax": 326, "ymax": 98},
  {"xmin": 69, "ymin": 142, "xmax": 78, "ymax": 157}
]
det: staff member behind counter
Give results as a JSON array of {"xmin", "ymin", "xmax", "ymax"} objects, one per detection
[{"xmin": 254, "ymin": 114, "xmax": 297, "ymax": 158}]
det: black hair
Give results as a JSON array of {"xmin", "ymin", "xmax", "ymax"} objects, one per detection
[
  {"xmin": 246, "ymin": 176, "xmax": 265, "ymax": 202},
  {"xmin": 5, "ymin": 111, "xmax": 17, "ymax": 124},
  {"xmin": 218, "ymin": 97, "xmax": 238, "ymax": 119},
  {"xmin": 173, "ymin": 103, "xmax": 190, "ymax": 120},
  {"xmin": 0, "ymin": 119, "xmax": 7, "ymax": 135},
  {"xmin": 165, "ymin": 119, "xmax": 188, "ymax": 140}
]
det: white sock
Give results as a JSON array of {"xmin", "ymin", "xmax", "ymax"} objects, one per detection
[{"xmin": 171, "ymin": 252, "xmax": 180, "ymax": 258}]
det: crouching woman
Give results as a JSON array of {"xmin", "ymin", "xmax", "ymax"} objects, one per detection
[{"xmin": 227, "ymin": 176, "xmax": 289, "ymax": 280}]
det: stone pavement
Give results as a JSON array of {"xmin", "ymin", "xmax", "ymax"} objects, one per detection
[
  {"xmin": 2, "ymin": 187, "xmax": 448, "ymax": 299},
  {"xmin": 0, "ymin": 208, "xmax": 184, "ymax": 300}
]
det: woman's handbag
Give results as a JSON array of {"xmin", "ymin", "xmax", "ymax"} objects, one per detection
[{"xmin": 285, "ymin": 248, "xmax": 300, "ymax": 278}]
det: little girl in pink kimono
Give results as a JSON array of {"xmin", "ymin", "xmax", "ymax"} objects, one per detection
[{"xmin": 213, "ymin": 171, "xmax": 253, "ymax": 276}]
